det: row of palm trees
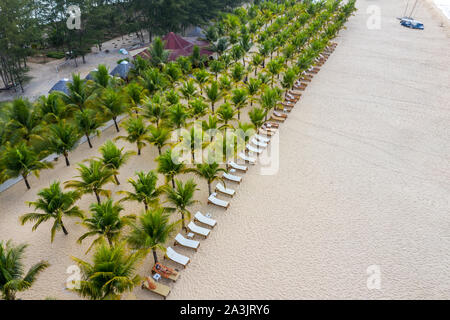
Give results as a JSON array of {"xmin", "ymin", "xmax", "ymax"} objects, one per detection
[{"xmin": 1, "ymin": 0, "xmax": 357, "ymax": 300}]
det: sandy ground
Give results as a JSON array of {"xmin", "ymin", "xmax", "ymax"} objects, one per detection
[{"xmin": 0, "ymin": 0, "xmax": 449, "ymax": 300}]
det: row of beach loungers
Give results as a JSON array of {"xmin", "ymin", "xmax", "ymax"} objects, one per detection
[{"xmin": 142, "ymin": 42, "xmax": 338, "ymax": 299}]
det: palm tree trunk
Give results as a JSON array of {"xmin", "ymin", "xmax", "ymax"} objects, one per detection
[
  {"xmin": 114, "ymin": 175, "xmax": 120, "ymax": 185},
  {"xmin": 113, "ymin": 117, "xmax": 120, "ymax": 132},
  {"xmin": 22, "ymin": 174, "xmax": 31, "ymax": 190},
  {"xmin": 107, "ymin": 236, "xmax": 113, "ymax": 247},
  {"xmin": 208, "ymin": 182, "xmax": 212, "ymax": 195},
  {"xmin": 158, "ymin": 146, "xmax": 162, "ymax": 155},
  {"xmin": 61, "ymin": 222, "xmax": 68, "ymax": 235},
  {"xmin": 86, "ymin": 133, "xmax": 93, "ymax": 148},
  {"xmin": 152, "ymin": 249, "xmax": 158, "ymax": 264},
  {"xmin": 94, "ymin": 191, "xmax": 101, "ymax": 204},
  {"xmin": 144, "ymin": 201, "xmax": 148, "ymax": 211},
  {"xmin": 138, "ymin": 146, "xmax": 141, "ymax": 156},
  {"xmin": 64, "ymin": 153, "xmax": 70, "ymax": 166},
  {"xmin": 171, "ymin": 178, "xmax": 175, "ymax": 188},
  {"xmin": 211, "ymin": 102, "xmax": 215, "ymax": 114},
  {"xmin": 181, "ymin": 212, "xmax": 186, "ymax": 231}
]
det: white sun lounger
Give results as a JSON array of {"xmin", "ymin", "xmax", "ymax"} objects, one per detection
[
  {"xmin": 216, "ymin": 182, "xmax": 235, "ymax": 196},
  {"xmin": 208, "ymin": 193, "xmax": 230, "ymax": 208},
  {"xmin": 188, "ymin": 221, "xmax": 211, "ymax": 238},
  {"xmin": 247, "ymin": 144, "xmax": 263, "ymax": 154},
  {"xmin": 251, "ymin": 137, "xmax": 267, "ymax": 148},
  {"xmin": 165, "ymin": 247, "xmax": 190, "ymax": 268},
  {"xmin": 228, "ymin": 161, "xmax": 248, "ymax": 172},
  {"xmin": 223, "ymin": 172, "xmax": 242, "ymax": 183},
  {"xmin": 195, "ymin": 212, "xmax": 217, "ymax": 228},
  {"xmin": 255, "ymin": 134, "xmax": 270, "ymax": 143},
  {"xmin": 174, "ymin": 233, "xmax": 200, "ymax": 251},
  {"xmin": 238, "ymin": 152, "xmax": 256, "ymax": 164}
]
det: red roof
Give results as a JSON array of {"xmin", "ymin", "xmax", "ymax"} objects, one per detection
[{"xmin": 134, "ymin": 32, "xmax": 213, "ymax": 62}]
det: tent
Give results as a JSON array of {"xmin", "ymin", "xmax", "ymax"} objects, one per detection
[
  {"xmin": 110, "ymin": 61, "xmax": 134, "ymax": 79},
  {"xmin": 85, "ymin": 69, "xmax": 98, "ymax": 81},
  {"xmin": 49, "ymin": 78, "xmax": 71, "ymax": 95},
  {"xmin": 187, "ymin": 26, "xmax": 206, "ymax": 39}
]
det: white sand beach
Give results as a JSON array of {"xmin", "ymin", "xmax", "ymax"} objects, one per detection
[{"xmin": 0, "ymin": 0, "xmax": 449, "ymax": 300}]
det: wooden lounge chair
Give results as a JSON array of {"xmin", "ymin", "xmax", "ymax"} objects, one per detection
[
  {"xmin": 216, "ymin": 182, "xmax": 235, "ymax": 197},
  {"xmin": 188, "ymin": 221, "xmax": 211, "ymax": 238},
  {"xmin": 208, "ymin": 193, "xmax": 230, "ymax": 208},
  {"xmin": 259, "ymin": 128, "xmax": 275, "ymax": 136},
  {"xmin": 174, "ymin": 233, "xmax": 200, "ymax": 251},
  {"xmin": 152, "ymin": 262, "xmax": 180, "ymax": 282},
  {"xmin": 282, "ymin": 102, "xmax": 294, "ymax": 109},
  {"xmin": 228, "ymin": 161, "xmax": 248, "ymax": 172},
  {"xmin": 288, "ymin": 90, "xmax": 302, "ymax": 97},
  {"xmin": 273, "ymin": 111, "xmax": 287, "ymax": 119},
  {"xmin": 264, "ymin": 121, "xmax": 279, "ymax": 128},
  {"xmin": 270, "ymin": 114, "xmax": 286, "ymax": 123},
  {"xmin": 238, "ymin": 152, "xmax": 256, "ymax": 164},
  {"xmin": 164, "ymin": 247, "xmax": 190, "ymax": 268},
  {"xmin": 251, "ymin": 137, "xmax": 267, "ymax": 148},
  {"xmin": 223, "ymin": 172, "xmax": 242, "ymax": 183},
  {"xmin": 195, "ymin": 211, "xmax": 217, "ymax": 228},
  {"xmin": 246, "ymin": 144, "xmax": 263, "ymax": 155},
  {"xmin": 142, "ymin": 276, "xmax": 171, "ymax": 299}
]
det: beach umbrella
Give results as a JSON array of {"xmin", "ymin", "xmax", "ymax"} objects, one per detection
[
  {"xmin": 109, "ymin": 61, "xmax": 134, "ymax": 80},
  {"xmin": 85, "ymin": 69, "xmax": 98, "ymax": 81},
  {"xmin": 49, "ymin": 78, "xmax": 71, "ymax": 95}
]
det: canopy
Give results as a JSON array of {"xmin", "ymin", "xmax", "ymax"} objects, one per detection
[
  {"xmin": 49, "ymin": 79, "xmax": 71, "ymax": 95},
  {"xmin": 109, "ymin": 61, "xmax": 134, "ymax": 79}
]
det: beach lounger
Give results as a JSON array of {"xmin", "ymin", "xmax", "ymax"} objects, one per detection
[
  {"xmin": 223, "ymin": 172, "xmax": 242, "ymax": 183},
  {"xmin": 273, "ymin": 111, "xmax": 287, "ymax": 119},
  {"xmin": 264, "ymin": 121, "xmax": 279, "ymax": 128},
  {"xmin": 260, "ymin": 125, "xmax": 277, "ymax": 134},
  {"xmin": 152, "ymin": 262, "xmax": 180, "ymax": 282},
  {"xmin": 208, "ymin": 193, "xmax": 230, "ymax": 208},
  {"xmin": 270, "ymin": 114, "xmax": 286, "ymax": 123},
  {"xmin": 255, "ymin": 134, "xmax": 270, "ymax": 143},
  {"xmin": 282, "ymin": 102, "xmax": 294, "ymax": 109},
  {"xmin": 188, "ymin": 221, "xmax": 211, "ymax": 238},
  {"xmin": 195, "ymin": 211, "xmax": 217, "ymax": 228},
  {"xmin": 251, "ymin": 137, "xmax": 268, "ymax": 148},
  {"xmin": 174, "ymin": 233, "xmax": 200, "ymax": 251},
  {"xmin": 246, "ymin": 144, "xmax": 263, "ymax": 155},
  {"xmin": 164, "ymin": 247, "xmax": 190, "ymax": 268},
  {"xmin": 238, "ymin": 152, "xmax": 256, "ymax": 164},
  {"xmin": 142, "ymin": 276, "xmax": 171, "ymax": 299},
  {"xmin": 228, "ymin": 161, "xmax": 248, "ymax": 172},
  {"xmin": 216, "ymin": 182, "xmax": 235, "ymax": 197},
  {"xmin": 288, "ymin": 90, "xmax": 302, "ymax": 97},
  {"xmin": 259, "ymin": 128, "xmax": 275, "ymax": 136}
]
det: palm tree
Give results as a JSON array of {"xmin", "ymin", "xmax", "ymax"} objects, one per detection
[
  {"xmin": 4, "ymin": 98, "xmax": 44, "ymax": 145},
  {"xmin": 267, "ymin": 59, "xmax": 283, "ymax": 88},
  {"xmin": 165, "ymin": 89, "xmax": 180, "ymax": 105},
  {"xmin": 168, "ymin": 103, "xmax": 189, "ymax": 129},
  {"xmin": 37, "ymin": 93, "xmax": 74, "ymax": 124},
  {"xmin": 20, "ymin": 182, "xmax": 84, "ymax": 242},
  {"xmin": 239, "ymin": 33, "xmax": 252, "ymax": 66},
  {"xmin": 231, "ymin": 44, "xmax": 244, "ymax": 64},
  {"xmin": 189, "ymin": 97, "xmax": 208, "ymax": 120},
  {"xmin": 251, "ymin": 53, "xmax": 263, "ymax": 76},
  {"xmin": 217, "ymin": 103, "xmax": 237, "ymax": 129},
  {"xmin": 115, "ymin": 117, "xmax": 149, "ymax": 155},
  {"xmin": 0, "ymin": 240, "xmax": 49, "ymax": 300},
  {"xmin": 156, "ymin": 149, "xmax": 186, "ymax": 188},
  {"xmin": 78, "ymin": 199, "xmax": 135, "ymax": 252},
  {"xmin": 75, "ymin": 109, "xmax": 102, "ymax": 149},
  {"xmin": 65, "ymin": 160, "xmax": 116, "ymax": 204},
  {"xmin": 140, "ymin": 68, "xmax": 168, "ymax": 94},
  {"xmin": 125, "ymin": 82, "xmax": 146, "ymax": 114},
  {"xmin": 209, "ymin": 60, "xmax": 224, "ymax": 80},
  {"xmin": 126, "ymin": 208, "xmax": 177, "ymax": 264},
  {"xmin": 231, "ymin": 88, "xmax": 248, "ymax": 120},
  {"xmin": 176, "ymin": 56, "xmax": 192, "ymax": 75},
  {"xmin": 202, "ymin": 115, "xmax": 220, "ymax": 142},
  {"xmin": 258, "ymin": 41, "xmax": 271, "ymax": 67},
  {"xmin": 210, "ymin": 37, "xmax": 228, "ymax": 57},
  {"xmin": 148, "ymin": 37, "xmax": 170, "ymax": 68},
  {"xmin": 281, "ymin": 67, "xmax": 297, "ymax": 96},
  {"xmin": 249, "ymin": 107, "xmax": 267, "ymax": 133},
  {"xmin": 62, "ymin": 73, "xmax": 95, "ymax": 111},
  {"xmin": 163, "ymin": 62, "xmax": 182, "ymax": 87},
  {"xmin": 260, "ymin": 87, "xmax": 280, "ymax": 120},
  {"xmin": 219, "ymin": 75, "xmax": 232, "ymax": 95},
  {"xmin": 47, "ymin": 120, "xmax": 80, "ymax": 167},
  {"xmin": 188, "ymin": 162, "xmax": 227, "ymax": 196},
  {"xmin": 98, "ymin": 88, "xmax": 127, "ymax": 132},
  {"xmin": 117, "ymin": 171, "xmax": 163, "ymax": 211},
  {"xmin": 205, "ymin": 81, "xmax": 223, "ymax": 114},
  {"xmin": 0, "ymin": 143, "xmax": 53, "ymax": 190},
  {"xmin": 180, "ymin": 79, "xmax": 198, "ymax": 103},
  {"xmin": 91, "ymin": 65, "xmax": 111, "ymax": 89},
  {"xmin": 245, "ymin": 78, "xmax": 262, "ymax": 106},
  {"xmin": 141, "ymin": 94, "xmax": 168, "ymax": 128},
  {"xmin": 72, "ymin": 241, "xmax": 144, "ymax": 300},
  {"xmin": 231, "ymin": 62, "xmax": 245, "ymax": 84},
  {"xmin": 147, "ymin": 125, "xmax": 171, "ymax": 155},
  {"xmin": 194, "ymin": 69, "xmax": 209, "ymax": 96},
  {"xmin": 164, "ymin": 179, "xmax": 198, "ymax": 231},
  {"xmin": 98, "ymin": 140, "xmax": 135, "ymax": 184}
]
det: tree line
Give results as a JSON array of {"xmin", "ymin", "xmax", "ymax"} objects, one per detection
[{"xmin": 0, "ymin": 0, "xmax": 246, "ymax": 92}]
